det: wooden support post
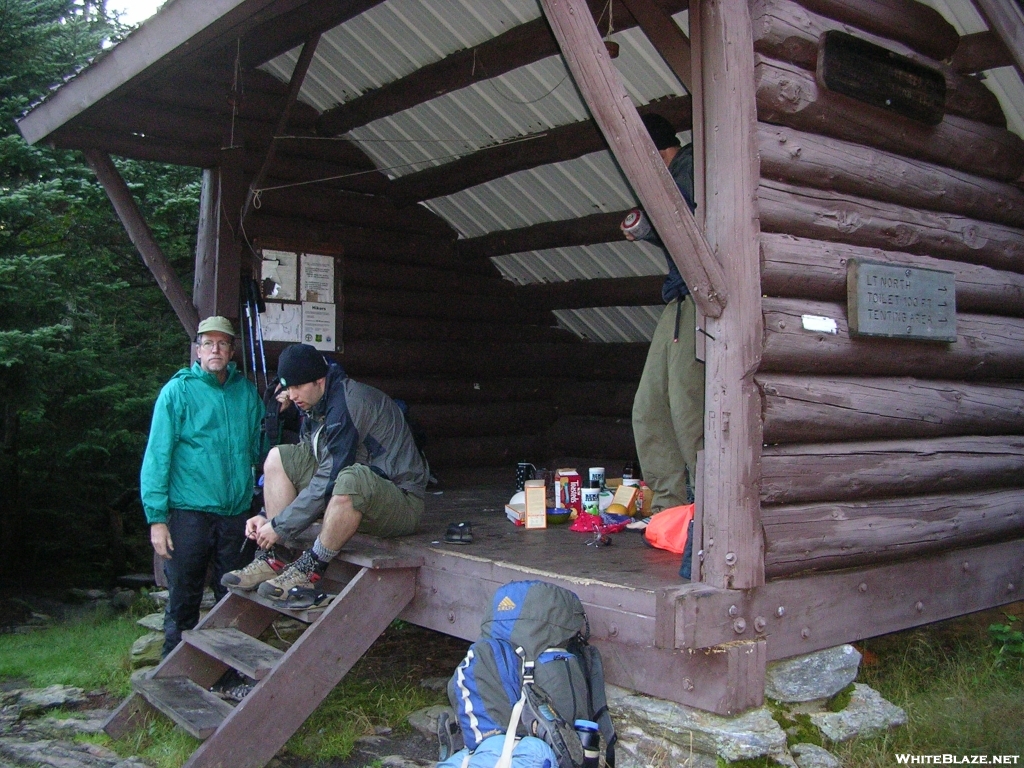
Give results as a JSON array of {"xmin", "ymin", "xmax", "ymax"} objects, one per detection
[
  {"xmin": 83, "ymin": 149, "xmax": 199, "ymax": 338},
  {"xmin": 538, "ymin": 0, "xmax": 727, "ymax": 319},
  {"xmin": 620, "ymin": 0, "xmax": 693, "ymax": 89},
  {"xmin": 696, "ymin": 0, "xmax": 765, "ymax": 589}
]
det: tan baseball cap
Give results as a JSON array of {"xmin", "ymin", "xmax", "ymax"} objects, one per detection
[{"xmin": 196, "ymin": 316, "xmax": 236, "ymax": 338}]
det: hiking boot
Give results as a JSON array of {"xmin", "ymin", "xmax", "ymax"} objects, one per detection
[
  {"xmin": 221, "ymin": 548, "xmax": 286, "ymax": 590},
  {"xmin": 257, "ymin": 550, "xmax": 324, "ymax": 600}
]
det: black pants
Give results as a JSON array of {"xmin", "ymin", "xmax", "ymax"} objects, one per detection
[{"xmin": 162, "ymin": 509, "xmax": 246, "ymax": 657}]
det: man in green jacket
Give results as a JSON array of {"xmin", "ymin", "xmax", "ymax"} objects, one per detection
[{"xmin": 141, "ymin": 316, "xmax": 262, "ymax": 657}]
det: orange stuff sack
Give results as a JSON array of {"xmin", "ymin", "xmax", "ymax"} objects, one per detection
[{"xmin": 644, "ymin": 504, "xmax": 694, "ymax": 554}]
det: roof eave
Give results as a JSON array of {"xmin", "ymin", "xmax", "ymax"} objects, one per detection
[{"xmin": 15, "ymin": 0, "xmax": 276, "ymax": 146}]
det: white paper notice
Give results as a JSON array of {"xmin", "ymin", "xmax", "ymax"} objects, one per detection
[
  {"xmin": 261, "ymin": 302, "xmax": 303, "ymax": 342},
  {"xmin": 261, "ymin": 250, "xmax": 298, "ymax": 301},
  {"xmin": 302, "ymin": 302, "xmax": 336, "ymax": 350},
  {"xmin": 300, "ymin": 253, "xmax": 334, "ymax": 303}
]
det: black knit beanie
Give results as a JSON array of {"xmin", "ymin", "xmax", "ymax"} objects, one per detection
[
  {"xmin": 641, "ymin": 113, "xmax": 681, "ymax": 151},
  {"xmin": 278, "ymin": 344, "xmax": 329, "ymax": 387}
]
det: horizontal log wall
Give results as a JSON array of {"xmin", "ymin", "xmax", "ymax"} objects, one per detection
[
  {"xmin": 760, "ymin": 234, "xmax": 1024, "ymax": 318},
  {"xmin": 758, "ymin": 374, "xmax": 1024, "ymax": 444},
  {"xmin": 753, "ymin": 0, "xmax": 1024, "ymax": 579},
  {"xmin": 763, "ymin": 488, "xmax": 1024, "ymax": 576},
  {"xmin": 761, "ymin": 436, "xmax": 1024, "ymax": 505},
  {"xmin": 751, "ymin": 0, "xmax": 1006, "ymax": 127},
  {"xmin": 761, "ymin": 297, "xmax": 1024, "ymax": 380}
]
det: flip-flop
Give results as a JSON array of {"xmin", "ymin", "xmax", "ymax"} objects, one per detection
[{"xmin": 445, "ymin": 521, "xmax": 473, "ymax": 544}]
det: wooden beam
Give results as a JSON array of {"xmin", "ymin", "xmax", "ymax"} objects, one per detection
[
  {"xmin": 761, "ymin": 297, "xmax": 1024, "ymax": 379},
  {"xmin": 695, "ymin": 0, "xmax": 765, "ymax": 591},
  {"xmin": 794, "ymin": 0, "xmax": 960, "ymax": 61},
  {"xmin": 539, "ymin": 0, "xmax": 727, "ymax": 319},
  {"xmin": 317, "ymin": 18, "xmax": 558, "ymax": 137},
  {"xmin": 759, "ymin": 233, "xmax": 1024, "ymax": 318},
  {"xmin": 761, "ymin": 435, "xmax": 1024, "ymax": 504},
  {"xmin": 759, "ymin": 125, "xmax": 1024, "ymax": 230},
  {"xmin": 254, "ymin": 186, "xmax": 455, "ymax": 237},
  {"xmin": 50, "ymin": 127, "xmax": 222, "ymax": 167},
  {"xmin": 83, "ymin": 150, "xmax": 199, "ymax": 338},
  {"xmin": 338, "ymin": 339, "xmax": 648, "ymax": 381},
  {"xmin": 346, "ymin": 312, "xmax": 574, "ymax": 343},
  {"xmin": 758, "ymin": 179, "xmax": 1024, "ymax": 274},
  {"xmin": 674, "ymin": 538, "xmax": 1024, "ymax": 659},
  {"xmin": 315, "ymin": 2, "xmax": 688, "ymax": 136},
  {"xmin": 751, "ymin": 0, "xmax": 1007, "ymax": 127},
  {"xmin": 970, "ymin": 0, "xmax": 1024, "ymax": 81},
  {"xmin": 241, "ymin": 33, "xmax": 321, "ymax": 227},
  {"xmin": 387, "ymin": 96, "xmax": 692, "ymax": 207},
  {"xmin": 951, "ymin": 31, "xmax": 1014, "ymax": 74},
  {"xmin": 620, "ymin": 0, "xmax": 693, "ymax": 90},
  {"xmin": 758, "ymin": 374, "xmax": 1024, "ymax": 444},
  {"xmin": 457, "ymin": 210, "xmax": 628, "ymax": 260},
  {"xmin": 755, "ymin": 55, "xmax": 1024, "ymax": 183},
  {"xmin": 518, "ymin": 275, "xmax": 664, "ymax": 310}
]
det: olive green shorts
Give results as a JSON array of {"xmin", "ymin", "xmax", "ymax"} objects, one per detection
[{"xmin": 277, "ymin": 443, "xmax": 422, "ymax": 538}]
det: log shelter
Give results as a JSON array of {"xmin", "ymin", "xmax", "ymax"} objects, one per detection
[{"xmin": 17, "ymin": 0, "xmax": 1024, "ymax": 759}]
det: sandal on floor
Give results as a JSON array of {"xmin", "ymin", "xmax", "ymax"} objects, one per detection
[{"xmin": 445, "ymin": 521, "xmax": 473, "ymax": 544}]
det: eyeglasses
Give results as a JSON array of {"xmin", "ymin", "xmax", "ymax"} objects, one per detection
[{"xmin": 199, "ymin": 340, "xmax": 233, "ymax": 351}]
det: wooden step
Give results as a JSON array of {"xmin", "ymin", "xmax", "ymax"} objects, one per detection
[
  {"xmin": 133, "ymin": 676, "xmax": 234, "ymax": 739},
  {"xmin": 226, "ymin": 586, "xmax": 336, "ymax": 624},
  {"xmin": 182, "ymin": 627, "xmax": 283, "ymax": 680}
]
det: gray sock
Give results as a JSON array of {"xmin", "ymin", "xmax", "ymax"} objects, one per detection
[{"xmin": 311, "ymin": 538, "xmax": 339, "ymax": 564}]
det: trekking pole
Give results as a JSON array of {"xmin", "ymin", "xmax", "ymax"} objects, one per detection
[
  {"xmin": 243, "ymin": 294, "xmax": 259, "ymax": 387},
  {"xmin": 248, "ymin": 279, "xmax": 269, "ymax": 394}
]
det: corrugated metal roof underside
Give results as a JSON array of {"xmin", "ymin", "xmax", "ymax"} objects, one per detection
[
  {"xmin": 261, "ymin": 0, "xmax": 690, "ymax": 342},
  {"xmin": 259, "ymin": 0, "xmax": 1022, "ymax": 343}
]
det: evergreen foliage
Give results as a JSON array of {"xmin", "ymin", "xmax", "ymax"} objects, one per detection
[{"xmin": 0, "ymin": 0, "xmax": 202, "ymax": 584}]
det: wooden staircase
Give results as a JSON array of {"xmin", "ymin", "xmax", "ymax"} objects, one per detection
[{"xmin": 103, "ymin": 545, "xmax": 423, "ymax": 768}]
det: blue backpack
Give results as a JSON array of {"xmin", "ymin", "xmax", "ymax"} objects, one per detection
[
  {"xmin": 444, "ymin": 581, "xmax": 616, "ymax": 768},
  {"xmin": 438, "ymin": 734, "xmax": 557, "ymax": 768}
]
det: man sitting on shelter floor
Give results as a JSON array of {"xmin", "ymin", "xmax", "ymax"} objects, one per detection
[
  {"xmin": 221, "ymin": 343, "xmax": 429, "ymax": 602},
  {"xmin": 622, "ymin": 112, "xmax": 702, "ymax": 528}
]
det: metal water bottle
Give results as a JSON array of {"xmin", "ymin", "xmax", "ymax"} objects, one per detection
[{"xmin": 574, "ymin": 719, "xmax": 600, "ymax": 768}]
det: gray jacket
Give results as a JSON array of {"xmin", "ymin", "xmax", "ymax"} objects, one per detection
[{"xmin": 271, "ymin": 363, "xmax": 428, "ymax": 540}]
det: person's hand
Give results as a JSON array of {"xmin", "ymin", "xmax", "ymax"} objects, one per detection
[
  {"xmin": 244, "ymin": 514, "xmax": 266, "ymax": 540},
  {"xmin": 622, "ymin": 229, "xmax": 636, "ymax": 241},
  {"xmin": 151, "ymin": 523, "xmax": 173, "ymax": 560},
  {"xmin": 255, "ymin": 518, "xmax": 280, "ymax": 550},
  {"xmin": 275, "ymin": 384, "xmax": 290, "ymax": 412}
]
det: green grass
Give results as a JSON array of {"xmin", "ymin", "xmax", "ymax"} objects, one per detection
[
  {"xmin": 831, "ymin": 618, "xmax": 1024, "ymax": 766},
  {"xmin": 0, "ymin": 610, "xmax": 149, "ymax": 697},
  {"xmin": 284, "ymin": 675, "xmax": 445, "ymax": 762}
]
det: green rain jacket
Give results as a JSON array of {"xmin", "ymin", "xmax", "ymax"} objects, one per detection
[{"xmin": 140, "ymin": 361, "xmax": 262, "ymax": 524}]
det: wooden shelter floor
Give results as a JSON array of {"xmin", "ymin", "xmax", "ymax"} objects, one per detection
[{"xmin": 404, "ymin": 467, "xmax": 685, "ymax": 591}]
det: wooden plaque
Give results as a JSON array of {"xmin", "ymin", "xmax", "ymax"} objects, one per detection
[
  {"xmin": 818, "ymin": 31, "xmax": 946, "ymax": 125},
  {"xmin": 847, "ymin": 259, "xmax": 956, "ymax": 342}
]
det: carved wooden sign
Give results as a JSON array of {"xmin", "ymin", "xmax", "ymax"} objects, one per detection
[
  {"xmin": 847, "ymin": 259, "xmax": 956, "ymax": 342},
  {"xmin": 818, "ymin": 30, "xmax": 946, "ymax": 125}
]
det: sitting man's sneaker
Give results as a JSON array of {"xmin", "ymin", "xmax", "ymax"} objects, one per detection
[
  {"xmin": 626, "ymin": 515, "xmax": 654, "ymax": 531},
  {"xmin": 257, "ymin": 550, "xmax": 325, "ymax": 600},
  {"xmin": 221, "ymin": 548, "xmax": 287, "ymax": 590}
]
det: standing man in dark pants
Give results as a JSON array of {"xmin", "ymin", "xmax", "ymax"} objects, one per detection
[
  {"xmin": 623, "ymin": 113, "xmax": 702, "ymax": 529},
  {"xmin": 141, "ymin": 316, "xmax": 263, "ymax": 656}
]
